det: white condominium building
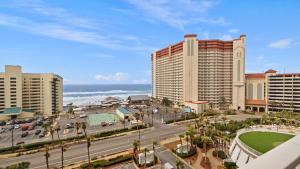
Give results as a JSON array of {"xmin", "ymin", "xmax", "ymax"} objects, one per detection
[
  {"xmin": 151, "ymin": 34, "xmax": 246, "ymax": 112},
  {"xmin": 0, "ymin": 65, "xmax": 63, "ymax": 120}
]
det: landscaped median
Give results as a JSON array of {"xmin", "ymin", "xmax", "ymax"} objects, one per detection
[{"xmin": 0, "ymin": 125, "xmax": 149, "ymax": 155}]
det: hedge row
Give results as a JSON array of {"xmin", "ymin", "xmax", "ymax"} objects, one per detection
[
  {"xmin": 0, "ymin": 125, "xmax": 147, "ymax": 154},
  {"xmin": 0, "ymin": 162, "xmax": 30, "ymax": 169},
  {"xmin": 80, "ymin": 154, "xmax": 132, "ymax": 169}
]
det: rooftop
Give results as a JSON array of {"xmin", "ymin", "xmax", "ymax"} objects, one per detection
[{"xmin": 128, "ymin": 95, "xmax": 150, "ymax": 101}]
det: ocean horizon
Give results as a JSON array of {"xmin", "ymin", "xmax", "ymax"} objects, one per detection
[{"xmin": 63, "ymin": 84, "xmax": 151, "ymax": 106}]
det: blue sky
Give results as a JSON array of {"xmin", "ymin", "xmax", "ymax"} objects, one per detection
[{"xmin": 0, "ymin": 0, "xmax": 300, "ymax": 84}]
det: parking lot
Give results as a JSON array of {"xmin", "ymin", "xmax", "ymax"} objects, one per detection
[{"xmin": 0, "ymin": 108, "xmax": 132, "ymax": 147}]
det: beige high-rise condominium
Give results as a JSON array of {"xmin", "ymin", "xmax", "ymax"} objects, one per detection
[
  {"xmin": 151, "ymin": 34, "xmax": 246, "ymax": 113},
  {"xmin": 0, "ymin": 65, "xmax": 63, "ymax": 120}
]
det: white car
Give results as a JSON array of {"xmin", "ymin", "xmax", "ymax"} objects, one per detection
[
  {"xmin": 79, "ymin": 114, "xmax": 87, "ymax": 118},
  {"xmin": 14, "ymin": 124, "xmax": 20, "ymax": 129},
  {"xmin": 164, "ymin": 163, "xmax": 174, "ymax": 169}
]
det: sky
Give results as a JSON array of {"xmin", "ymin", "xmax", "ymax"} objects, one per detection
[{"xmin": 0, "ymin": 0, "xmax": 300, "ymax": 85}]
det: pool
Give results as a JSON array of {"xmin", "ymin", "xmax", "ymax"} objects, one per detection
[{"xmin": 88, "ymin": 113, "xmax": 119, "ymax": 126}]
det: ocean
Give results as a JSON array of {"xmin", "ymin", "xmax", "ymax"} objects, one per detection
[{"xmin": 63, "ymin": 84, "xmax": 151, "ymax": 106}]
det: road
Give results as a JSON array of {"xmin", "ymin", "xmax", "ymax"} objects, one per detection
[{"xmin": 0, "ymin": 123, "xmax": 191, "ymax": 169}]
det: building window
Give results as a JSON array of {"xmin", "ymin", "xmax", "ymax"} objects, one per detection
[
  {"xmin": 248, "ymin": 83, "xmax": 253, "ymax": 99},
  {"xmin": 257, "ymin": 83, "xmax": 263, "ymax": 100}
]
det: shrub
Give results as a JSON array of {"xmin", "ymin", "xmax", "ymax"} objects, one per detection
[
  {"xmin": 5, "ymin": 162, "xmax": 30, "ymax": 169},
  {"xmin": 193, "ymin": 137, "xmax": 203, "ymax": 148},
  {"xmin": 81, "ymin": 155, "xmax": 132, "ymax": 168},
  {"xmin": 224, "ymin": 161, "xmax": 237, "ymax": 169},
  {"xmin": 212, "ymin": 150, "xmax": 227, "ymax": 159}
]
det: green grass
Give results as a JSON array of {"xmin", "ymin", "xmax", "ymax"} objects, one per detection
[
  {"xmin": 239, "ymin": 131, "xmax": 294, "ymax": 153},
  {"xmin": 88, "ymin": 113, "xmax": 119, "ymax": 126}
]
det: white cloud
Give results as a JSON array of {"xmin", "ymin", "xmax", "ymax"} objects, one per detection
[
  {"xmin": 133, "ymin": 79, "xmax": 150, "ymax": 84},
  {"xmin": 269, "ymin": 39, "xmax": 293, "ymax": 49},
  {"xmin": 95, "ymin": 72, "xmax": 128, "ymax": 81},
  {"xmin": 258, "ymin": 54, "xmax": 265, "ymax": 61},
  {"xmin": 220, "ymin": 34, "xmax": 233, "ymax": 41},
  {"xmin": 229, "ymin": 29, "xmax": 239, "ymax": 34},
  {"xmin": 126, "ymin": 0, "xmax": 224, "ymax": 29}
]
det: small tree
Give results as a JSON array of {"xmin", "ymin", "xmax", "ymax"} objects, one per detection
[
  {"xmin": 75, "ymin": 122, "xmax": 81, "ymax": 139},
  {"xmin": 44, "ymin": 146, "xmax": 50, "ymax": 169},
  {"xmin": 55, "ymin": 125, "xmax": 61, "ymax": 140},
  {"xmin": 60, "ymin": 142, "xmax": 67, "ymax": 169},
  {"xmin": 86, "ymin": 137, "xmax": 91, "ymax": 166},
  {"xmin": 152, "ymin": 141, "xmax": 158, "ymax": 163},
  {"xmin": 82, "ymin": 122, "xmax": 87, "ymax": 138},
  {"xmin": 49, "ymin": 126, "xmax": 54, "ymax": 141}
]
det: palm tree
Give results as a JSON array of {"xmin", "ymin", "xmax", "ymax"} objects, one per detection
[
  {"xmin": 86, "ymin": 137, "xmax": 91, "ymax": 166},
  {"xmin": 49, "ymin": 126, "xmax": 54, "ymax": 141},
  {"xmin": 132, "ymin": 139, "xmax": 139, "ymax": 155},
  {"xmin": 75, "ymin": 122, "xmax": 81, "ymax": 138},
  {"xmin": 201, "ymin": 136, "xmax": 210, "ymax": 163},
  {"xmin": 143, "ymin": 148, "xmax": 149, "ymax": 167},
  {"xmin": 140, "ymin": 112, "xmax": 145, "ymax": 126},
  {"xmin": 81, "ymin": 122, "xmax": 87, "ymax": 137},
  {"xmin": 11, "ymin": 120, "xmax": 15, "ymax": 150},
  {"xmin": 60, "ymin": 142, "xmax": 66, "ymax": 169},
  {"xmin": 185, "ymin": 131, "xmax": 190, "ymax": 152},
  {"xmin": 152, "ymin": 141, "xmax": 158, "ymax": 163},
  {"xmin": 179, "ymin": 134, "xmax": 184, "ymax": 149},
  {"xmin": 134, "ymin": 113, "xmax": 141, "ymax": 143},
  {"xmin": 151, "ymin": 110, "xmax": 154, "ymax": 126},
  {"xmin": 44, "ymin": 146, "xmax": 50, "ymax": 169},
  {"xmin": 55, "ymin": 125, "xmax": 61, "ymax": 140}
]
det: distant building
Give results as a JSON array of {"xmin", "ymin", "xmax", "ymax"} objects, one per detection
[
  {"xmin": 152, "ymin": 34, "xmax": 246, "ymax": 113},
  {"xmin": 0, "ymin": 65, "xmax": 63, "ymax": 120},
  {"xmin": 245, "ymin": 69, "xmax": 300, "ymax": 113},
  {"xmin": 127, "ymin": 95, "xmax": 150, "ymax": 105},
  {"xmin": 116, "ymin": 106, "xmax": 138, "ymax": 119}
]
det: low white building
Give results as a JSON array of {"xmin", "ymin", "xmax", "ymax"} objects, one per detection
[
  {"xmin": 138, "ymin": 150, "xmax": 154, "ymax": 165},
  {"xmin": 176, "ymin": 143, "xmax": 191, "ymax": 154}
]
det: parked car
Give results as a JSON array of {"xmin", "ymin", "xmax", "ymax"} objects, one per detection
[
  {"xmin": 21, "ymin": 132, "xmax": 29, "ymax": 137},
  {"xmin": 21, "ymin": 125, "xmax": 29, "ymax": 131},
  {"xmin": 0, "ymin": 128, "xmax": 5, "ymax": 134},
  {"xmin": 0, "ymin": 121, "xmax": 6, "ymax": 126},
  {"xmin": 35, "ymin": 130, "xmax": 41, "ymax": 135},
  {"xmin": 101, "ymin": 122, "xmax": 108, "ymax": 127},
  {"xmin": 28, "ymin": 125, "xmax": 35, "ymax": 130},
  {"xmin": 66, "ymin": 123, "xmax": 74, "ymax": 129},
  {"xmin": 39, "ymin": 134, "xmax": 45, "ymax": 138},
  {"xmin": 164, "ymin": 163, "xmax": 174, "ymax": 169},
  {"xmin": 36, "ymin": 121, "xmax": 43, "ymax": 126},
  {"xmin": 79, "ymin": 114, "xmax": 87, "ymax": 118},
  {"xmin": 108, "ymin": 122, "xmax": 114, "ymax": 126},
  {"xmin": 14, "ymin": 124, "xmax": 20, "ymax": 129},
  {"xmin": 16, "ymin": 141, "xmax": 25, "ymax": 145}
]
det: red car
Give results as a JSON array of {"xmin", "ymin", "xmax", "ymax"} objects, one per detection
[{"xmin": 21, "ymin": 125, "xmax": 29, "ymax": 131}]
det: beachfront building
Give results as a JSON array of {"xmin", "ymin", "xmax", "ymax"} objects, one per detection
[
  {"xmin": 151, "ymin": 34, "xmax": 246, "ymax": 113},
  {"xmin": 127, "ymin": 95, "xmax": 150, "ymax": 105},
  {"xmin": 0, "ymin": 65, "xmax": 63, "ymax": 120},
  {"xmin": 245, "ymin": 69, "xmax": 300, "ymax": 113}
]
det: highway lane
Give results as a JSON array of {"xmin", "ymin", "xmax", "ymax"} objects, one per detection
[{"xmin": 0, "ymin": 123, "xmax": 190, "ymax": 168}]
